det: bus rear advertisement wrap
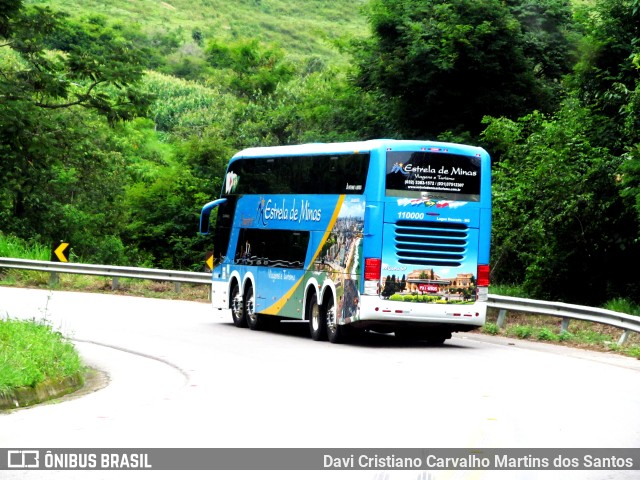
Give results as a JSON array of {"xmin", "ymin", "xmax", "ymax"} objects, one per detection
[
  {"xmin": 381, "ymin": 150, "xmax": 483, "ymax": 307},
  {"xmin": 200, "ymin": 140, "xmax": 491, "ymax": 344}
]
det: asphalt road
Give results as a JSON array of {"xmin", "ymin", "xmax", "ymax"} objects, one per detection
[{"xmin": 1, "ymin": 286, "xmax": 639, "ymax": 480}]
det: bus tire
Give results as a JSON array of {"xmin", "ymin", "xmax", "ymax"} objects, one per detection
[
  {"xmin": 230, "ymin": 282, "xmax": 246, "ymax": 328},
  {"xmin": 395, "ymin": 328, "xmax": 450, "ymax": 345},
  {"xmin": 425, "ymin": 330, "xmax": 450, "ymax": 346},
  {"xmin": 325, "ymin": 296, "xmax": 347, "ymax": 344},
  {"xmin": 245, "ymin": 284, "xmax": 264, "ymax": 330},
  {"xmin": 394, "ymin": 328, "xmax": 413, "ymax": 342},
  {"xmin": 308, "ymin": 293, "xmax": 326, "ymax": 341}
]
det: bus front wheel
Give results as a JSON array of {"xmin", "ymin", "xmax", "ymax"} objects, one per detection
[{"xmin": 308, "ymin": 293, "xmax": 326, "ymax": 341}]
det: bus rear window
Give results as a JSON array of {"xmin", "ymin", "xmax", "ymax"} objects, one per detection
[{"xmin": 386, "ymin": 151, "xmax": 481, "ymax": 201}]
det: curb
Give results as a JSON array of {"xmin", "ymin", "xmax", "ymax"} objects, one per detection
[{"xmin": 0, "ymin": 372, "xmax": 85, "ymax": 410}]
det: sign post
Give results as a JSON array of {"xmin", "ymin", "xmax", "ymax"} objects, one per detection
[{"xmin": 50, "ymin": 241, "xmax": 70, "ymax": 286}]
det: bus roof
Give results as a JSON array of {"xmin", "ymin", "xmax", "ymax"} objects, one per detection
[{"xmin": 231, "ymin": 139, "xmax": 488, "ymax": 159}]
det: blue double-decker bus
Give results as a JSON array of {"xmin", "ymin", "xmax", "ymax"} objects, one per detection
[{"xmin": 199, "ymin": 139, "xmax": 491, "ymax": 344}]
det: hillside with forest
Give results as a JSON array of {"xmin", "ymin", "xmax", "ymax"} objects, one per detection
[
  {"xmin": 1, "ymin": 0, "xmax": 640, "ymax": 308},
  {"xmin": 37, "ymin": 0, "xmax": 368, "ymax": 63}
]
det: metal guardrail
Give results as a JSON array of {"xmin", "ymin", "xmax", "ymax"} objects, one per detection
[
  {"xmin": 1, "ymin": 257, "xmax": 638, "ymax": 345},
  {"xmin": 0, "ymin": 257, "xmax": 211, "ymax": 292},
  {"xmin": 487, "ymin": 294, "xmax": 640, "ymax": 345}
]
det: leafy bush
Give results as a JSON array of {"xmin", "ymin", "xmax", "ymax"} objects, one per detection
[
  {"xmin": 558, "ymin": 331, "xmax": 574, "ymax": 342},
  {"xmin": 573, "ymin": 329, "xmax": 613, "ymax": 345},
  {"xmin": 603, "ymin": 298, "xmax": 640, "ymax": 316},
  {"xmin": 484, "ymin": 104, "xmax": 640, "ymax": 306},
  {"xmin": 511, "ymin": 325, "xmax": 533, "ymax": 339},
  {"xmin": 483, "ymin": 323, "xmax": 499, "ymax": 335},
  {"xmin": 489, "ymin": 284, "xmax": 529, "ymax": 298},
  {"xmin": 627, "ymin": 345, "xmax": 640, "ymax": 358},
  {"xmin": 536, "ymin": 328, "xmax": 558, "ymax": 342}
]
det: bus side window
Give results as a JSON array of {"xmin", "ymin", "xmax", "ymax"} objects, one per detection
[{"xmin": 234, "ymin": 228, "xmax": 309, "ymax": 268}]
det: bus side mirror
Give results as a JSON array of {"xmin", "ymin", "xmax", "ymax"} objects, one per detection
[
  {"xmin": 199, "ymin": 198, "xmax": 228, "ymax": 235},
  {"xmin": 199, "ymin": 212, "xmax": 210, "ymax": 235}
]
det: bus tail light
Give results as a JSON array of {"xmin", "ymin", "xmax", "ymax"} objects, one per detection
[
  {"xmin": 477, "ymin": 264, "xmax": 490, "ymax": 287},
  {"xmin": 477, "ymin": 264, "xmax": 490, "ymax": 301},
  {"xmin": 364, "ymin": 258, "xmax": 381, "ymax": 280},
  {"xmin": 364, "ymin": 257, "xmax": 381, "ymax": 295}
]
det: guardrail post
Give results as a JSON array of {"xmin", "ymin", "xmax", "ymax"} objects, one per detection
[
  {"xmin": 49, "ymin": 272, "xmax": 59, "ymax": 287},
  {"xmin": 560, "ymin": 317, "xmax": 571, "ymax": 334},
  {"xmin": 618, "ymin": 329, "xmax": 630, "ymax": 346},
  {"xmin": 496, "ymin": 309, "xmax": 507, "ymax": 329},
  {"xmin": 112, "ymin": 277, "xmax": 119, "ymax": 291},
  {"xmin": 174, "ymin": 282, "xmax": 181, "ymax": 294}
]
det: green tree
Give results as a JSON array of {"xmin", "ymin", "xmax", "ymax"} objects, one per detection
[
  {"xmin": 483, "ymin": 101, "xmax": 640, "ymax": 304},
  {"xmin": 205, "ymin": 38, "xmax": 295, "ymax": 99},
  {"xmin": 570, "ymin": 0, "xmax": 640, "ymax": 229},
  {"xmin": 0, "ymin": 3, "xmax": 151, "ymax": 260},
  {"xmin": 0, "ymin": 106, "xmax": 135, "ymax": 264},
  {"xmin": 352, "ymin": 0, "xmax": 574, "ymax": 138},
  {"xmin": 123, "ymin": 164, "xmax": 210, "ymax": 269},
  {"xmin": 572, "ymin": 0, "xmax": 640, "ymax": 152},
  {"xmin": 0, "ymin": 0, "xmax": 22, "ymax": 37},
  {"xmin": 2, "ymin": 6, "xmax": 150, "ymax": 123},
  {"xmin": 225, "ymin": 67, "xmax": 395, "ymax": 147},
  {"xmin": 506, "ymin": 0, "xmax": 575, "ymax": 87}
]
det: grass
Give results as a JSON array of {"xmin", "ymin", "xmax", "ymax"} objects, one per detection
[
  {"xmin": 485, "ymin": 285, "xmax": 640, "ymax": 358},
  {"xmin": 1, "ymin": 239, "xmax": 82, "ymax": 396},
  {"xmin": 0, "ymin": 235, "xmax": 50, "ymax": 260},
  {"xmin": 0, "ymin": 318, "xmax": 83, "ymax": 394},
  {"xmin": 482, "ymin": 309, "xmax": 640, "ymax": 359},
  {"xmin": 602, "ymin": 297, "xmax": 640, "ymax": 316}
]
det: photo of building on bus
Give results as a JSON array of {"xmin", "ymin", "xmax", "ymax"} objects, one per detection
[{"xmin": 381, "ymin": 269, "xmax": 477, "ymax": 304}]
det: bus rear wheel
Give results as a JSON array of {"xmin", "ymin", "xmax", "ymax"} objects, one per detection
[
  {"xmin": 308, "ymin": 293, "xmax": 326, "ymax": 341},
  {"xmin": 245, "ymin": 284, "xmax": 265, "ymax": 330},
  {"xmin": 325, "ymin": 296, "xmax": 347, "ymax": 344},
  {"xmin": 230, "ymin": 283, "xmax": 246, "ymax": 328}
]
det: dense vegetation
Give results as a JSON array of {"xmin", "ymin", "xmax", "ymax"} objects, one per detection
[{"xmin": 1, "ymin": 0, "xmax": 639, "ymax": 307}]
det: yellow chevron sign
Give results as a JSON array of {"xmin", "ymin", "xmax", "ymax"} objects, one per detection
[
  {"xmin": 205, "ymin": 252, "xmax": 214, "ymax": 271},
  {"xmin": 53, "ymin": 242, "xmax": 70, "ymax": 262}
]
